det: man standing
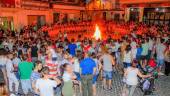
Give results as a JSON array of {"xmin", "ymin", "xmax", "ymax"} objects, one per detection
[
  {"xmin": 99, "ymin": 50, "xmax": 115, "ymax": 90},
  {"xmin": 31, "ymin": 42, "xmax": 39, "ymax": 63},
  {"xmin": 68, "ymin": 39, "xmax": 77, "ymax": 56},
  {"xmin": 155, "ymin": 38, "xmax": 166, "ymax": 75},
  {"xmin": 80, "ymin": 53, "xmax": 96, "ymax": 96},
  {"xmin": 18, "ymin": 54, "xmax": 34, "ymax": 95}
]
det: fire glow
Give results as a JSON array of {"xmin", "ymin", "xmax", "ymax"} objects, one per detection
[{"xmin": 93, "ymin": 24, "xmax": 102, "ymax": 40}]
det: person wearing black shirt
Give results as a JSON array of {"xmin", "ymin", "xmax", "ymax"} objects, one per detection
[{"xmin": 31, "ymin": 43, "xmax": 39, "ymax": 64}]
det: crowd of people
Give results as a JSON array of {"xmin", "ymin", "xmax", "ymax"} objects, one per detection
[{"xmin": 0, "ymin": 21, "xmax": 170, "ymax": 96}]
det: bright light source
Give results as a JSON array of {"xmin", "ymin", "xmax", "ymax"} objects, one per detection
[
  {"xmin": 93, "ymin": 24, "xmax": 102, "ymax": 40},
  {"xmin": 130, "ymin": 8, "xmax": 134, "ymax": 11},
  {"xmin": 155, "ymin": 8, "xmax": 159, "ymax": 11}
]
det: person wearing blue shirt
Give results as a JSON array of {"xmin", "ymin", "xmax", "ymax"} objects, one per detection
[
  {"xmin": 68, "ymin": 39, "xmax": 77, "ymax": 56},
  {"xmin": 136, "ymin": 44, "xmax": 143, "ymax": 69},
  {"xmin": 136, "ymin": 44, "xmax": 143, "ymax": 61},
  {"xmin": 80, "ymin": 53, "xmax": 96, "ymax": 96}
]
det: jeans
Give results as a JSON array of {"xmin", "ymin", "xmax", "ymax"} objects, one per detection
[
  {"xmin": 54, "ymin": 86, "xmax": 62, "ymax": 96},
  {"xmin": 8, "ymin": 76, "xmax": 19, "ymax": 92},
  {"xmin": 103, "ymin": 71, "xmax": 113, "ymax": 80},
  {"xmin": 21, "ymin": 79, "xmax": 32, "ymax": 94},
  {"xmin": 123, "ymin": 62, "xmax": 131, "ymax": 68},
  {"xmin": 157, "ymin": 59, "xmax": 164, "ymax": 67},
  {"xmin": 81, "ymin": 75, "xmax": 93, "ymax": 96},
  {"xmin": 55, "ymin": 76, "xmax": 63, "ymax": 96}
]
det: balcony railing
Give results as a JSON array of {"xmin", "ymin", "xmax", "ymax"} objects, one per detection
[{"xmin": 0, "ymin": 0, "xmax": 85, "ymax": 9}]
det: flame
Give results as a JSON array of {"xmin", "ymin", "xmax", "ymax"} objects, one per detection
[{"xmin": 93, "ymin": 24, "xmax": 101, "ymax": 40}]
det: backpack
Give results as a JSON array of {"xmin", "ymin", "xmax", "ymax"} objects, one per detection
[{"xmin": 142, "ymin": 79, "xmax": 150, "ymax": 91}]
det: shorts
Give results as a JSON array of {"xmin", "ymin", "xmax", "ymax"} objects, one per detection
[
  {"xmin": 103, "ymin": 71, "xmax": 113, "ymax": 80},
  {"xmin": 52, "ymin": 57, "xmax": 57, "ymax": 61},
  {"xmin": 141, "ymin": 55, "xmax": 147, "ymax": 60},
  {"xmin": 74, "ymin": 72, "xmax": 81, "ymax": 81},
  {"xmin": 21, "ymin": 79, "xmax": 32, "ymax": 94},
  {"xmin": 123, "ymin": 62, "xmax": 131, "ymax": 68},
  {"xmin": 14, "ymin": 72, "xmax": 20, "ymax": 80},
  {"xmin": 157, "ymin": 59, "xmax": 164, "ymax": 67},
  {"xmin": 136, "ymin": 55, "xmax": 141, "ymax": 61},
  {"xmin": 92, "ymin": 74, "xmax": 99, "ymax": 84}
]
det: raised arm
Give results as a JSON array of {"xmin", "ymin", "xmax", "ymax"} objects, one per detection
[{"xmin": 137, "ymin": 69, "xmax": 151, "ymax": 78}]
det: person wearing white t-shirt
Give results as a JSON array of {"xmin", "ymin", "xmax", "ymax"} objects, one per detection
[
  {"xmin": 35, "ymin": 67, "xmax": 61, "ymax": 96},
  {"xmin": 155, "ymin": 38, "xmax": 166, "ymax": 75},
  {"xmin": 124, "ymin": 60, "xmax": 151, "ymax": 96},
  {"xmin": 6, "ymin": 53, "xmax": 19, "ymax": 95},
  {"xmin": 123, "ymin": 45, "xmax": 132, "ymax": 68}
]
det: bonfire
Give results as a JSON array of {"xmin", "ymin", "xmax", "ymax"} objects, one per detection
[{"xmin": 93, "ymin": 24, "xmax": 102, "ymax": 40}]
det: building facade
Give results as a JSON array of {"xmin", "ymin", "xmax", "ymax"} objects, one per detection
[{"xmin": 0, "ymin": 0, "xmax": 85, "ymax": 30}]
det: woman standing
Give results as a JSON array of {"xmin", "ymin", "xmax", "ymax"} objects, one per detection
[
  {"xmin": 123, "ymin": 45, "xmax": 132, "ymax": 69},
  {"xmin": 62, "ymin": 63, "xmax": 76, "ymax": 96},
  {"xmin": 124, "ymin": 60, "xmax": 151, "ymax": 96}
]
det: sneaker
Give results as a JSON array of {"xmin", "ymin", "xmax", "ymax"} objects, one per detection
[
  {"xmin": 158, "ymin": 72, "xmax": 164, "ymax": 75},
  {"xmin": 10, "ymin": 93, "xmax": 16, "ymax": 96}
]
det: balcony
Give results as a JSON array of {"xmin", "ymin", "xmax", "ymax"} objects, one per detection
[
  {"xmin": 21, "ymin": 0, "xmax": 50, "ymax": 10},
  {"xmin": 0, "ymin": 0, "xmax": 15, "ymax": 8},
  {"xmin": 120, "ymin": 0, "xmax": 170, "ymax": 4},
  {"xmin": 51, "ymin": 0, "xmax": 85, "ymax": 6}
]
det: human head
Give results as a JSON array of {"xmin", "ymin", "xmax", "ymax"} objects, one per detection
[
  {"xmin": 63, "ymin": 63, "xmax": 73, "ymax": 72},
  {"xmin": 21, "ymin": 54, "xmax": 28, "ymax": 61},
  {"xmin": 125, "ymin": 45, "xmax": 131, "ymax": 52},
  {"xmin": 41, "ymin": 67, "xmax": 49, "ymax": 77},
  {"xmin": 131, "ymin": 59, "xmax": 138, "ymax": 68},
  {"xmin": 84, "ymin": 52, "xmax": 89, "ymax": 58},
  {"xmin": 35, "ymin": 61, "xmax": 43, "ymax": 71},
  {"xmin": 71, "ymin": 38, "xmax": 75, "ymax": 43}
]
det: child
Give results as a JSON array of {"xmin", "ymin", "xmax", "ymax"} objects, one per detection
[
  {"xmin": 35, "ymin": 67, "xmax": 61, "ymax": 96},
  {"xmin": 62, "ymin": 63, "xmax": 76, "ymax": 96},
  {"xmin": 31, "ymin": 61, "xmax": 43, "ymax": 94}
]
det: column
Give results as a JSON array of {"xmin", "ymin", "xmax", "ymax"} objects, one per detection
[
  {"xmin": 139, "ymin": 7, "xmax": 144, "ymax": 22},
  {"xmin": 124, "ymin": 8, "xmax": 130, "ymax": 22}
]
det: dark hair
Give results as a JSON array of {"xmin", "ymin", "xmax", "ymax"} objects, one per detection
[
  {"xmin": 71, "ymin": 38, "xmax": 75, "ymax": 42},
  {"xmin": 41, "ymin": 67, "xmax": 49, "ymax": 75},
  {"xmin": 62, "ymin": 63, "xmax": 69, "ymax": 70},
  {"xmin": 91, "ymin": 52, "xmax": 96, "ymax": 58},
  {"xmin": 125, "ymin": 45, "xmax": 131, "ymax": 52},
  {"xmin": 35, "ymin": 60, "xmax": 42, "ymax": 65},
  {"xmin": 132, "ymin": 59, "xmax": 138, "ymax": 68},
  {"xmin": 161, "ymin": 38, "xmax": 164, "ymax": 43},
  {"xmin": 0, "ymin": 49, "xmax": 8, "ymax": 55},
  {"xmin": 21, "ymin": 54, "xmax": 28, "ymax": 61}
]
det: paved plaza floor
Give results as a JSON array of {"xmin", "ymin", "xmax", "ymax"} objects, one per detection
[
  {"xmin": 75, "ymin": 73, "xmax": 170, "ymax": 96},
  {"xmin": 16, "ymin": 72, "xmax": 170, "ymax": 96}
]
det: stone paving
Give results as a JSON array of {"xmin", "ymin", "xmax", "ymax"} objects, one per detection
[
  {"xmin": 16, "ymin": 72, "xmax": 170, "ymax": 96},
  {"xmin": 75, "ymin": 72, "xmax": 170, "ymax": 96}
]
